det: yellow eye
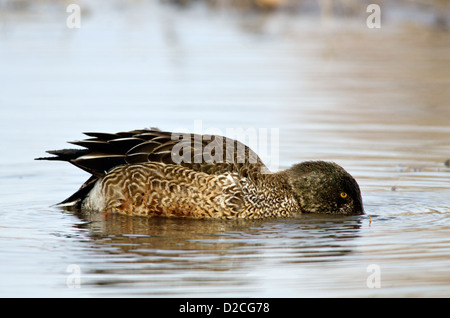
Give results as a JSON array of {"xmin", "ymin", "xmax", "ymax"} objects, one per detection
[{"xmin": 340, "ymin": 192, "xmax": 348, "ymax": 199}]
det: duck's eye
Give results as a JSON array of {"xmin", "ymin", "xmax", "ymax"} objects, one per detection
[{"xmin": 340, "ymin": 192, "xmax": 348, "ymax": 199}]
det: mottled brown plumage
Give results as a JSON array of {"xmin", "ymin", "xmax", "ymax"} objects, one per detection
[{"xmin": 37, "ymin": 128, "xmax": 364, "ymax": 219}]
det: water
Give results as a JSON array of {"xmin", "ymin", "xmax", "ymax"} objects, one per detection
[{"xmin": 1, "ymin": 1, "xmax": 450, "ymax": 297}]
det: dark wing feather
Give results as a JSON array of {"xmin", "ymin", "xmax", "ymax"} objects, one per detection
[
  {"xmin": 36, "ymin": 128, "xmax": 268, "ymax": 206},
  {"xmin": 108, "ymin": 137, "xmax": 144, "ymax": 152},
  {"xmin": 58, "ymin": 175, "xmax": 98, "ymax": 207},
  {"xmin": 37, "ymin": 128, "xmax": 267, "ymax": 174}
]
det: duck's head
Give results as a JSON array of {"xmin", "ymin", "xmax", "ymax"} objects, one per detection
[{"xmin": 286, "ymin": 161, "xmax": 364, "ymax": 215}]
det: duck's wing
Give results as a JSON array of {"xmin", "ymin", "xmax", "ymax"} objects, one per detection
[
  {"xmin": 36, "ymin": 129, "xmax": 149, "ymax": 178},
  {"xmin": 37, "ymin": 128, "xmax": 267, "ymax": 175},
  {"xmin": 36, "ymin": 128, "xmax": 268, "ymax": 206}
]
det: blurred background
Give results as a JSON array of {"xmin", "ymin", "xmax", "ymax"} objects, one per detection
[
  {"xmin": 1, "ymin": 0, "xmax": 450, "ymax": 297},
  {"xmin": 1, "ymin": 0, "xmax": 449, "ymax": 169}
]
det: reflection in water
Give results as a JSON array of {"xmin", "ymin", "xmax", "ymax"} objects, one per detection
[
  {"xmin": 69, "ymin": 209, "xmax": 363, "ymax": 292},
  {"xmin": 74, "ymin": 209, "xmax": 363, "ymax": 260}
]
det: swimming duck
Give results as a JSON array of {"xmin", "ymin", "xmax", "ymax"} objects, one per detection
[{"xmin": 37, "ymin": 129, "xmax": 364, "ymax": 219}]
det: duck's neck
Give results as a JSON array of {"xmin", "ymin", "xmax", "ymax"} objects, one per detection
[{"xmin": 242, "ymin": 169, "xmax": 302, "ymax": 217}]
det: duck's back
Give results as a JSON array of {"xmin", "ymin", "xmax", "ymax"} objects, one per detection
[{"xmin": 37, "ymin": 129, "xmax": 280, "ymax": 218}]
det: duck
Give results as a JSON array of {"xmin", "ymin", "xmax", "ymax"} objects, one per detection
[{"xmin": 36, "ymin": 128, "xmax": 364, "ymax": 219}]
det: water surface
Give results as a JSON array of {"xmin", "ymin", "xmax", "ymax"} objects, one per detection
[{"xmin": 1, "ymin": 1, "xmax": 449, "ymax": 297}]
